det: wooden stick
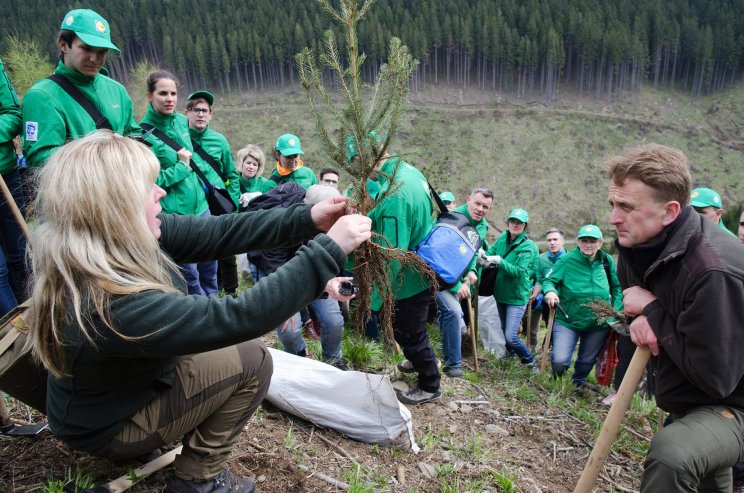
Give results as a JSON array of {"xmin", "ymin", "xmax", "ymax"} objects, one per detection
[
  {"xmin": 298, "ymin": 464, "xmax": 351, "ymax": 490},
  {"xmin": 525, "ymin": 302, "xmax": 532, "ymax": 340},
  {"xmin": 573, "ymin": 346, "xmax": 651, "ymax": 493},
  {"xmin": 0, "ymin": 173, "xmax": 29, "ymax": 242},
  {"xmin": 467, "ymin": 299, "xmax": 479, "ymax": 372},
  {"xmin": 539, "ymin": 308, "xmax": 555, "ymax": 372},
  {"xmin": 104, "ymin": 445, "xmax": 182, "ymax": 493}
]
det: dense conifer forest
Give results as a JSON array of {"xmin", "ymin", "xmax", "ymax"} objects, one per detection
[{"xmin": 1, "ymin": 0, "xmax": 743, "ymax": 99}]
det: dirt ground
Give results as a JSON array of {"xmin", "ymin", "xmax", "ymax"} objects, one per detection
[{"xmin": 0, "ymin": 330, "xmax": 647, "ymax": 493}]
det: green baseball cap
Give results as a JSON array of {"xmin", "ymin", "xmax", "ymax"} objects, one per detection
[
  {"xmin": 188, "ymin": 90, "xmax": 214, "ymax": 106},
  {"xmin": 275, "ymin": 134, "xmax": 304, "ymax": 156},
  {"xmin": 61, "ymin": 9, "xmax": 120, "ymax": 53},
  {"xmin": 577, "ymin": 224, "xmax": 603, "ymax": 239},
  {"xmin": 508, "ymin": 208, "xmax": 529, "ymax": 223},
  {"xmin": 690, "ymin": 187, "xmax": 722, "ymax": 209},
  {"xmin": 440, "ymin": 191, "xmax": 455, "ymax": 203},
  {"xmin": 346, "ymin": 131, "xmax": 382, "ymax": 161},
  {"xmin": 345, "ymin": 179, "xmax": 380, "ymax": 200}
]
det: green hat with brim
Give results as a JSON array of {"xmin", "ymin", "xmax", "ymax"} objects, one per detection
[
  {"xmin": 275, "ymin": 134, "xmax": 304, "ymax": 156},
  {"xmin": 508, "ymin": 208, "xmax": 529, "ymax": 223},
  {"xmin": 61, "ymin": 9, "xmax": 120, "ymax": 53},
  {"xmin": 440, "ymin": 191, "xmax": 455, "ymax": 203},
  {"xmin": 690, "ymin": 187, "xmax": 722, "ymax": 209},
  {"xmin": 577, "ymin": 224, "xmax": 603, "ymax": 240},
  {"xmin": 346, "ymin": 131, "xmax": 382, "ymax": 161},
  {"xmin": 188, "ymin": 90, "xmax": 214, "ymax": 106},
  {"xmin": 346, "ymin": 179, "xmax": 380, "ymax": 200}
]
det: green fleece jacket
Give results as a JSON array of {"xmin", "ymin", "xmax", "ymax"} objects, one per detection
[
  {"xmin": 487, "ymin": 230, "xmax": 538, "ymax": 305},
  {"xmin": 368, "ymin": 158, "xmax": 434, "ymax": 309},
  {"xmin": 448, "ymin": 204, "xmax": 489, "ymax": 294},
  {"xmin": 189, "ymin": 126, "xmax": 241, "ymax": 208},
  {"xmin": 541, "ymin": 248, "xmax": 623, "ymax": 331},
  {"xmin": 140, "ymin": 106, "xmax": 209, "ymax": 216},
  {"xmin": 266, "ymin": 163, "xmax": 318, "ymax": 191},
  {"xmin": 0, "ymin": 58, "xmax": 21, "ymax": 176},
  {"xmin": 22, "ymin": 61, "xmax": 139, "ymax": 168},
  {"xmin": 239, "ymin": 176, "xmax": 272, "ymax": 194},
  {"xmin": 46, "ymin": 205, "xmax": 346, "ymax": 451}
]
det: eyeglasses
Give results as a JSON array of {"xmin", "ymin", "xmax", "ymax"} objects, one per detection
[
  {"xmin": 189, "ymin": 108, "xmax": 210, "ymax": 114},
  {"xmin": 578, "ymin": 238, "xmax": 599, "ymax": 244},
  {"xmin": 322, "ymin": 178, "xmax": 339, "ymax": 184}
]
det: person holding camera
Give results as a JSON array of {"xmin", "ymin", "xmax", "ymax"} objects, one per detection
[{"xmin": 28, "ymin": 130, "xmax": 371, "ymax": 493}]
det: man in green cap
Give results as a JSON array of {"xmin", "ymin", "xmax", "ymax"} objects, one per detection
[
  {"xmin": 266, "ymin": 133, "xmax": 318, "ymax": 190},
  {"xmin": 186, "ymin": 90, "xmax": 241, "ymax": 295},
  {"xmin": 22, "ymin": 8, "xmax": 139, "ymax": 169},
  {"xmin": 440, "ymin": 191, "xmax": 456, "ymax": 211},
  {"xmin": 690, "ymin": 187, "xmax": 735, "ymax": 236}
]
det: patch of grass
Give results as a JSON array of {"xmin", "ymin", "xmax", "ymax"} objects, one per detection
[
  {"xmin": 342, "ymin": 332, "xmax": 385, "ymax": 371},
  {"xmin": 35, "ymin": 468, "xmax": 95, "ymax": 493}
]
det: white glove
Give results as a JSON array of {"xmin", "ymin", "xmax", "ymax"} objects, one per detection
[
  {"xmin": 239, "ymin": 192, "xmax": 262, "ymax": 208},
  {"xmin": 477, "ymin": 250, "xmax": 502, "ymax": 268}
]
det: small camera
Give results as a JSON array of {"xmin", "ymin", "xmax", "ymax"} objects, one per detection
[{"xmin": 339, "ymin": 280, "xmax": 358, "ymax": 296}]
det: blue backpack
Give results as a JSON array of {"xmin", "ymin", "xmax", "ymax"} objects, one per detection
[{"xmin": 414, "ymin": 186, "xmax": 481, "ymax": 289}]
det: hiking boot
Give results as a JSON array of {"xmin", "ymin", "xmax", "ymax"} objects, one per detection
[
  {"xmin": 303, "ymin": 320, "xmax": 320, "ymax": 340},
  {"xmin": 443, "ymin": 366, "xmax": 465, "ymax": 378},
  {"xmin": 397, "ymin": 358, "xmax": 442, "ymax": 374},
  {"xmin": 165, "ymin": 469, "xmax": 255, "ymax": 493},
  {"xmin": 601, "ymin": 389, "xmax": 618, "ymax": 407},
  {"xmin": 325, "ymin": 358, "xmax": 350, "ymax": 371},
  {"xmin": 397, "ymin": 386, "xmax": 442, "ymax": 405}
]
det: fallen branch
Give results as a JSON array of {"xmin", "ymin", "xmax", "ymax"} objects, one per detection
[
  {"xmin": 298, "ymin": 464, "xmax": 351, "ymax": 490},
  {"xmin": 599, "ymin": 473, "xmax": 639, "ymax": 493},
  {"xmin": 453, "ymin": 400, "xmax": 489, "ymax": 405},
  {"xmin": 313, "ymin": 432, "xmax": 353, "ymax": 460}
]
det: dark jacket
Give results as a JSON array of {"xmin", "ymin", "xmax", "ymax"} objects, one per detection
[
  {"xmin": 617, "ymin": 207, "xmax": 744, "ymax": 414},
  {"xmin": 47, "ymin": 205, "xmax": 346, "ymax": 451}
]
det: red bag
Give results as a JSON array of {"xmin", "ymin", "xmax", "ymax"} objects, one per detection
[{"xmin": 595, "ymin": 330, "xmax": 618, "ymax": 386}]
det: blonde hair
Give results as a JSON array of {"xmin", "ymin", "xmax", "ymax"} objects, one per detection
[
  {"xmin": 29, "ymin": 131, "xmax": 180, "ymax": 377},
  {"xmin": 236, "ymin": 144, "xmax": 266, "ymax": 177},
  {"xmin": 605, "ymin": 143, "xmax": 691, "ymax": 206}
]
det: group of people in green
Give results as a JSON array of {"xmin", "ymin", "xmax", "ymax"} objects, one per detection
[{"xmin": 2, "ymin": 7, "xmax": 744, "ymax": 493}]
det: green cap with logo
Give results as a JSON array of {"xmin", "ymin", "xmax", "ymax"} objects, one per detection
[
  {"xmin": 508, "ymin": 208, "xmax": 529, "ymax": 223},
  {"xmin": 577, "ymin": 224, "xmax": 603, "ymax": 239},
  {"xmin": 61, "ymin": 9, "xmax": 120, "ymax": 53},
  {"xmin": 440, "ymin": 191, "xmax": 455, "ymax": 203},
  {"xmin": 690, "ymin": 187, "xmax": 722, "ymax": 209},
  {"xmin": 346, "ymin": 131, "xmax": 382, "ymax": 161},
  {"xmin": 275, "ymin": 134, "xmax": 304, "ymax": 156},
  {"xmin": 187, "ymin": 90, "xmax": 214, "ymax": 106}
]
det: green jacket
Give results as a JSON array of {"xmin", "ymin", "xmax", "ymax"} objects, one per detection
[
  {"xmin": 448, "ymin": 204, "xmax": 488, "ymax": 294},
  {"xmin": 189, "ymin": 126, "xmax": 241, "ymax": 208},
  {"xmin": 541, "ymin": 248, "xmax": 623, "ymax": 331},
  {"xmin": 536, "ymin": 249, "xmax": 567, "ymax": 285},
  {"xmin": 47, "ymin": 205, "xmax": 346, "ymax": 451},
  {"xmin": 266, "ymin": 164, "xmax": 318, "ymax": 191},
  {"xmin": 369, "ymin": 158, "xmax": 434, "ymax": 309},
  {"xmin": 0, "ymin": 58, "xmax": 21, "ymax": 176},
  {"xmin": 487, "ymin": 230, "xmax": 538, "ymax": 305},
  {"xmin": 140, "ymin": 106, "xmax": 209, "ymax": 216},
  {"xmin": 22, "ymin": 61, "xmax": 139, "ymax": 168},
  {"xmin": 238, "ymin": 176, "xmax": 272, "ymax": 194}
]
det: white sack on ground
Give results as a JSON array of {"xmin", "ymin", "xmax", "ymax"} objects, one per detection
[
  {"xmin": 478, "ymin": 295, "xmax": 505, "ymax": 357},
  {"xmin": 266, "ymin": 348, "xmax": 419, "ymax": 451}
]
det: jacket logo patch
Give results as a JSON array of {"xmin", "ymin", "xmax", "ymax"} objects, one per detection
[{"xmin": 25, "ymin": 122, "xmax": 38, "ymax": 141}]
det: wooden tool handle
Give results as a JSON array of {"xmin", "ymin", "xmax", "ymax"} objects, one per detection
[{"xmin": 539, "ymin": 308, "xmax": 555, "ymax": 372}]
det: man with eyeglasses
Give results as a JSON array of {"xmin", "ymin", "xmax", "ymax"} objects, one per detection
[
  {"xmin": 23, "ymin": 9, "xmax": 139, "ymax": 170},
  {"xmin": 266, "ymin": 134, "xmax": 318, "ymax": 191},
  {"xmin": 186, "ymin": 90, "xmax": 241, "ymax": 295},
  {"xmin": 319, "ymin": 167, "xmax": 340, "ymax": 189},
  {"xmin": 690, "ymin": 187, "xmax": 735, "ymax": 236}
]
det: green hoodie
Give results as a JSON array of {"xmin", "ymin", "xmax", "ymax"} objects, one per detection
[
  {"xmin": 0, "ymin": 58, "xmax": 21, "ymax": 176},
  {"xmin": 368, "ymin": 158, "xmax": 434, "ymax": 309},
  {"xmin": 449, "ymin": 203, "xmax": 489, "ymax": 293},
  {"xmin": 238, "ymin": 175, "xmax": 272, "ymax": 194},
  {"xmin": 540, "ymin": 248, "xmax": 623, "ymax": 331},
  {"xmin": 140, "ymin": 106, "xmax": 208, "ymax": 216},
  {"xmin": 486, "ymin": 230, "xmax": 539, "ymax": 305},
  {"xmin": 22, "ymin": 61, "xmax": 139, "ymax": 168},
  {"xmin": 266, "ymin": 163, "xmax": 318, "ymax": 190},
  {"xmin": 189, "ymin": 126, "xmax": 241, "ymax": 208}
]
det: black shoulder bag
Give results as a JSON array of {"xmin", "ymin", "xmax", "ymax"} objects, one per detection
[{"xmin": 140, "ymin": 123, "xmax": 236, "ymax": 215}]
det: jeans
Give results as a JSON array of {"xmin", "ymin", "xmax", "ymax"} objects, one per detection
[
  {"xmin": 641, "ymin": 405, "xmax": 744, "ymax": 492},
  {"xmin": 550, "ymin": 322, "xmax": 609, "ymax": 385},
  {"xmin": 179, "ymin": 211, "xmax": 218, "ymax": 296},
  {"xmin": 0, "ymin": 169, "xmax": 29, "ymax": 304},
  {"xmin": 435, "ymin": 289, "xmax": 464, "ymax": 369},
  {"xmin": 497, "ymin": 302, "xmax": 534, "ymax": 364},
  {"xmin": 277, "ymin": 296, "xmax": 344, "ymax": 361},
  {"xmin": 0, "ymin": 246, "xmax": 17, "ymax": 316}
]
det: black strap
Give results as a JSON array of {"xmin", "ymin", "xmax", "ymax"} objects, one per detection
[
  {"xmin": 48, "ymin": 74, "xmax": 113, "ymax": 130},
  {"xmin": 191, "ymin": 139, "xmax": 223, "ymax": 179},
  {"xmin": 269, "ymin": 173, "xmax": 286, "ymax": 185},
  {"xmin": 140, "ymin": 123, "xmax": 212, "ymax": 189},
  {"xmin": 601, "ymin": 253, "xmax": 614, "ymax": 289},
  {"xmin": 426, "ymin": 181, "xmax": 448, "ymax": 216}
]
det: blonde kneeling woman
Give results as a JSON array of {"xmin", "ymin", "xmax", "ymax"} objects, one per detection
[{"xmin": 28, "ymin": 131, "xmax": 370, "ymax": 493}]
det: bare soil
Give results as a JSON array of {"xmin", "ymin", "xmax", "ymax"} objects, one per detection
[{"xmin": 0, "ymin": 333, "xmax": 647, "ymax": 493}]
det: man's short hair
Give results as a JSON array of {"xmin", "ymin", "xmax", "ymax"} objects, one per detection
[
  {"xmin": 320, "ymin": 167, "xmax": 339, "ymax": 179},
  {"xmin": 57, "ymin": 30, "xmax": 77, "ymax": 61},
  {"xmin": 470, "ymin": 187, "xmax": 494, "ymax": 200},
  {"xmin": 605, "ymin": 144, "xmax": 691, "ymax": 206},
  {"xmin": 186, "ymin": 98, "xmax": 211, "ymax": 111},
  {"xmin": 545, "ymin": 227, "xmax": 564, "ymax": 238}
]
